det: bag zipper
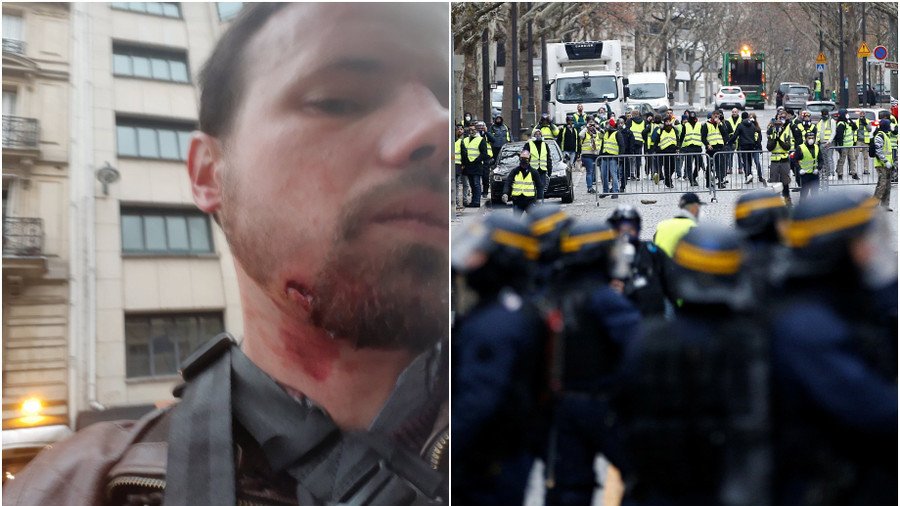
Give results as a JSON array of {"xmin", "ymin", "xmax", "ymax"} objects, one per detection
[
  {"xmin": 427, "ymin": 429, "xmax": 449, "ymax": 471},
  {"xmin": 107, "ymin": 475, "xmax": 293, "ymax": 506}
]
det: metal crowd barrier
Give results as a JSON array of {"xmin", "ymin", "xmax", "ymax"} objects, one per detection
[
  {"xmin": 586, "ymin": 145, "xmax": 892, "ymax": 206},
  {"xmin": 589, "ymin": 152, "xmax": 717, "ymax": 205}
]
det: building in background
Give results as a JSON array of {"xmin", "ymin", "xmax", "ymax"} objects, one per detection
[
  {"xmin": 2, "ymin": 1, "xmax": 246, "ymax": 481},
  {"xmin": 2, "ymin": 1, "xmax": 74, "ymax": 481}
]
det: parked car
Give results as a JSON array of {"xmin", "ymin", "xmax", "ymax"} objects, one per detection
[
  {"xmin": 624, "ymin": 102, "xmax": 656, "ymax": 118},
  {"xmin": 776, "ymin": 81, "xmax": 801, "ymax": 107},
  {"xmin": 490, "ymin": 139, "xmax": 574, "ymax": 205},
  {"xmin": 806, "ymin": 100, "xmax": 836, "ymax": 117},
  {"xmin": 783, "ymin": 85, "xmax": 810, "ymax": 113},
  {"xmin": 715, "ymin": 86, "xmax": 746, "ymax": 110}
]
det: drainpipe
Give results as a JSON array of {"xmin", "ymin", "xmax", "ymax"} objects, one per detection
[{"xmin": 68, "ymin": 4, "xmax": 100, "ymax": 428}]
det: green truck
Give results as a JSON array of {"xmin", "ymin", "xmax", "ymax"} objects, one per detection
[{"xmin": 722, "ymin": 47, "xmax": 766, "ymax": 110}]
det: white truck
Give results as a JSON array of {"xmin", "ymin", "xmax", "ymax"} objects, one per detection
[
  {"xmin": 626, "ymin": 71, "xmax": 672, "ymax": 111},
  {"xmin": 543, "ymin": 40, "xmax": 629, "ymax": 124}
]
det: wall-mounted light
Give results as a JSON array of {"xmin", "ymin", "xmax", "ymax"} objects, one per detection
[{"xmin": 95, "ymin": 162, "xmax": 120, "ymax": 196}]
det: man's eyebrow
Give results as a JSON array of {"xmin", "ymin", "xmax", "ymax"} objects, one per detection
[{"xmin": 317, "ymin": 58, "xmax": 385, "ymax": 74}]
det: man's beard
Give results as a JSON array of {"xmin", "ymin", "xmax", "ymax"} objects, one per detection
[
  {"xmin": 310, "ymin": 240, "xmax": 447, "ymax": 351},
  {"xmin": 219, "ymin": 165, "xmax": 448, "ymax": 352}
]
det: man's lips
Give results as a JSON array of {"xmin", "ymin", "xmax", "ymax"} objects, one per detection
[{"xmin": 366, "ymin": 192, "xmax": 447, "ymax": 231}]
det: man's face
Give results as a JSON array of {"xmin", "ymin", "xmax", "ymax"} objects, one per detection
[
  {"xmin": 732, "ymin": 108, "xmax": 739, "ymax": 117},
  {"xmin": 467, "ymin": 126, "xmax": 477, "ymax": 137},
  {"xmin": 215, "ymin": 4, "xmax": 448, "ymax": 351},
  {"xmin": 577, "ymin": 104, "xmax": 584, "ymax": 114},
  {"xmin": 533, "ymin": 132, "xmax": 542, "ymax": 141}
]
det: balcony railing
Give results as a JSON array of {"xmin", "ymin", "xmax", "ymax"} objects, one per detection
[
  {"xmin": 2, "ymin": 116, "xmax": 40, "ymax": 150},
  {"xmin": 3, "ymin": 217, "xmax": 43, "ymax": 257},
  {"xmin": 2, "ymin": 38, "xmax": 26, "ymax": 56}
]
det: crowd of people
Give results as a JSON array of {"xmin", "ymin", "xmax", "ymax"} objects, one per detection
[
  {"xmin": 454, "ymin": 104, "xmax": 898, "ymax": 210},
  {"xmin": 452, "ymin": 189, "xmax": 897, "ymax": 506}
]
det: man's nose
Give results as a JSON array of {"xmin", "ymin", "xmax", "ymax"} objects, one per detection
[{"xmin": 376, "ymin": 82, "xmax": 448, "ymax": 170}]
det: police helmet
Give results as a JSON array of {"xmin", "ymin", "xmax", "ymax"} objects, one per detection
[
  {"xmin": 670, "ymin": 225, "xmax": 752, "ymax": 308},
  {"xmin": 734, "ymin": 190, "xmax": 788, "ymax": 242},
  {"xmin": 783, "ymin": 190, "xmax": 881, "ymax": 278},
  {"xmin": 526, "ymin": 204, "xmax": 573, "ymax": 263},
  {"xmin": 607, "ymin": 204, "xmax": 642, "ymax": 233},
  {"xmin": 452, "ymin": 213, "xmax": 538, "ymax": 293},
  {"xmin": 558, "ymin": 220, "xmax": 619, "ymax": 273}
]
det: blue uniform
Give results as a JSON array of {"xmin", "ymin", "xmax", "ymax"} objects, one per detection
[
  {"xmin": 545, "ymin": 279, "xmax": 641, "ymax": 506},
  {"xmin": 452, "ymin": 289, "xmax": 547, "ymax": 506},
  {"xmin": 617, "ymin": 308, "xmax": 771, "ymax": 506},
  {"xmin": 771, "ymin": 279, "xmax": 898, "ymax": 505}
]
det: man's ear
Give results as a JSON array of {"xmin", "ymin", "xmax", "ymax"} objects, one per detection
[{"xmin": 187, "ymin": 132, "xmax": 225, "ymax": 215}]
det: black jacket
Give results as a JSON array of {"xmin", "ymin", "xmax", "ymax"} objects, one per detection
[
  {"xmin": 557, "ymin": 126, "xmax": 581, "ymax": 153},
  {"xmin": 729, "ymin": 119, "xmax": 758, "ymax": 149}
]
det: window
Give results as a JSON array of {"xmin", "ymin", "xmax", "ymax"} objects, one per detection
[
  {"xmin": 116, "ymin": 119, "xmax": 193, "ymax": 160},
  {"xmin": 217, "ymin": 3, "xmax": 243, "ymax": 21},
  {"xmin": 121, "ymin": 208, "xmax": 213, "ymax": 255},
  {"xmin": 2, "ymin": 90, "xmax": 17, "ymax": 116},
  {"xmin": 125, "ymin": 312, "xmax": 224, "ymax": 378},
  {"xmin": 2, "ymin": 13, "xmax": 23, "ymax": 42},
  {"xmin": 113, "ymin": 44, "xmax": 190, "ymax": 83},
  {"xmin": 111, "ymin": 3, "xmax": 181, "ymax": 19}
]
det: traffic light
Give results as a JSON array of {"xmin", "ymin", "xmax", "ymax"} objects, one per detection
[{"xmin": 740, "ymin": 45, "xmax": 751, "ymax": 59}]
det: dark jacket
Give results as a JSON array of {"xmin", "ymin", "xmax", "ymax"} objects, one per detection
[
  {"xmin": 619, "ymin": 128, "xmax": 636, "ymax": 155},
  {"xmin": 729, "ymin": 119, "xmax": 758, "ymax": 149},
  {"xmin": 556, "ymin": 125, "xmax": 581, "ymax": 153},
  {"xmin": 489, "ymin": 124, "xmax": 511, "ymax": 150}
]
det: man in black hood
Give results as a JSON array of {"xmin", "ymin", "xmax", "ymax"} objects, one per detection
[
  {"xmin": 833, "ymin": 109, "xmax": 860, "ymax": 181},
  {"xmin": 729, "ymin": 111, "xmax": 761, "ymax": 184}
]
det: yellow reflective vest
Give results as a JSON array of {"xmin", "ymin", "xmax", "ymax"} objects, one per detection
[
  {"xmin": 875, "ymin": 131, "xmax": 894, "ymax": 168},
  {"xmin": 629, "ymin": 119, "xmax": 646, "ymax": 143},
  {"xmin": 602, "ymin": 131, "xmax": 620, "ymax": 155},
  {"xmin": 704, "ymin": 122, "xmax": 723, "ymax": 146},
  {"xmin": 454, "ymin": 138, "xmax": 462, "ymax": 165},
  {"xmin": 511, "ymin": 170, "xmax": 536, "ymax": 197},
  {"xmin": 462, "ymin": 136, "xmax": 482, "ymax": 162},
  {"xmin": 771, "ymin": 127, "xmax": 792, "ymax": 161},
  {"xmin": 681, "ymin": 122, "xmax": 703, "ymax": 148},
  {"xmin": 658, "ymin": 128, "xmax": 678, "ymax": 151},
  {"xmin": 654, "ymin": 217, "xmax": 697, "ymax": 257},
  {"xmin": 580, "ymin": 131, "xmax": 602, "ymax": 154},
  {"xmin": 816, "ymin": 119, "xmax": 832, "ymax": 143},
  {"xmin": 527, "ymin": 140, "xmax": 549, "ymax": 171},
  {"xmin": 798, "ymin": 144, "xmax": 819, "ymax": 174}
]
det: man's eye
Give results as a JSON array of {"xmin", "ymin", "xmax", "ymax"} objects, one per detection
[{"xmin": 307, "ymin": 99, "xmax": 360, "ymax": 116}]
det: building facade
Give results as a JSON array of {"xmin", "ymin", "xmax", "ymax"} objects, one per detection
[
  {"xmin": 2, "ymin": 1, "xmax": 246, "ymax": 480},
  {"xmin": 2, "ymin": 1, "xmax": 74, "ymax": 479}
]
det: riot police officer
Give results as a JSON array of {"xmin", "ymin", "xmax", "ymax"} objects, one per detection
[
  {"xmin": 771, "ymin": 191, "xmax": 897, "ymax": 505},
  {"xmin": 615, "ymin": 225, "xmax": 769, "ymax": 506},
  {"xmin": 607, "ymin": 205, "xmax": 675, "ymax": 318},
  {"xmin": 527, "ymin": 204, "xmax": 574, "ymax": 291},
  {"xmin": 542, "ymin": 219, "xmax": 641, "ymax": 506},
  {"xmin": 452, "ymin": 213, "xmax": 548, "ymax": 506},
  {"xmin": 733, "ymin": 189, "xmax": 789, "ymax": 304}
]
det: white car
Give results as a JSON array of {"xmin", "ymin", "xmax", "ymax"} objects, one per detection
[{"xmin": 715, "ymin": 86, "xmax": 746, "ymax": 110}]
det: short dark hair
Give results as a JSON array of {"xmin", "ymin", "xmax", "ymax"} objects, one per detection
[{"xmin": 198, "ymin": 3, "xmax": 288, "ymax": 138}]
